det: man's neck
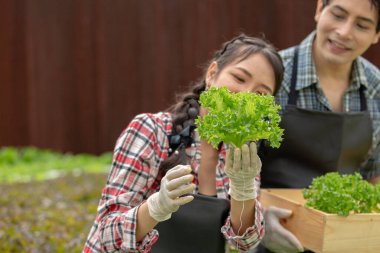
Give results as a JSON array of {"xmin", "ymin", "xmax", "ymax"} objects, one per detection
[
  {"xmin": 312, "ymin": 48, "xmax": 354, "ymax": 112},
  {"xmin": 313, "ymin": 53, "xmax": 352, "ymax": 84}
]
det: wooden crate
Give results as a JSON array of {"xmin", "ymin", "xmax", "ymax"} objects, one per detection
[{"xmin": 260, "ymin": 189, "xmax": 380, "ymax": 253}]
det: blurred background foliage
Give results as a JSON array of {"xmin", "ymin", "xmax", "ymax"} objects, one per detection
[
  {"xmin": 0, "ymin": 147, "xmax": 111, "ymax": 252},
  {"xmin": 0, "ymin": 147, "xmax": 112, "ymax": 183}
]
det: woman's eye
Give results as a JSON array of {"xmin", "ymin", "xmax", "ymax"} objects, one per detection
[
  {"xmin": 256, "ymin": 89, "xmax": 271, "ymax": 95},
  {"xmin": 233, "ymin": 75, "xmax": 244, "ymax": 83}
]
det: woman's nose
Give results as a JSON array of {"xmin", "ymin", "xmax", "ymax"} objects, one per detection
[
  {"xmin": 248, "ymin": 84, "xmax": 257, "ymax": 93},
  {"xmin": 242, "ymin": 87, "xmax": 254, "ymax": 93}
]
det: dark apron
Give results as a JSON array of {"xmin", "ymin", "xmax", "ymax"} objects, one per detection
[
  {"xmin": 258, "ymin": 47, "xmax": 372, "ymax": 253},
  {"xmin": 150, "ymin": 194, "xmax": 230, "ymax": 253}
]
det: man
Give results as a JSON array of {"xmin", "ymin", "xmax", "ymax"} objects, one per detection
[{"xmin": 258, "ymin": 0, "xmax": 380, "ymax": 252}]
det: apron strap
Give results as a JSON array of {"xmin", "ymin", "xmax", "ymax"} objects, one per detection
[
  {"xmin": 288, "ymin": 47, "xmax": 299, "ymax": 106},
  {"xmin": 287, "ymin": 46, "xmax": 368, "ymax": 111},
  {"xmin": 359, "ymin": 85, "xmax": 367, "ymax": 111}
]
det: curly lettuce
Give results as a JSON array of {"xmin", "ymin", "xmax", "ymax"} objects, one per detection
[
  {"xmin": 303, "ymin": 172, "xmax": 380, "ymax": 216},
  {"xmin": 195, "ymin": 87, "xmax": 283, "ymax": 148}
]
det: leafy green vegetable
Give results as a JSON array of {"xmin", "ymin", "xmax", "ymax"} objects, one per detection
[
  {"xmin": 195, "ymin": 87, "xmax": 283, "ymax": 148},
  {"xmin": 303, "ymin": 172, "xmax": 380, "ymax": 216}
]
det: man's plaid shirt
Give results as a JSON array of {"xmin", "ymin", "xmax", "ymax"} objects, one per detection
[
  {"xmin": 276, "ymin": 31, "xmax": 380, "ymax": 180},
  {"xmin": 83, "ymin": 112, "xmax": 264, "ymax": 252}
]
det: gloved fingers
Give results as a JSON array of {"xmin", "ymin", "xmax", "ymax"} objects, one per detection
[
  {"xmin": 266, "ymin": 206, "xmax": 293, "ymax": 219},
  {"xmin": 232, "ymin": 147, "xmax": 241, "ymax": 171},
  {"xmin": 226, "ymin": 146, "xmax": 234, "ymax": 169},
  {"xmin": 173, "ymin": 194, "xmax": 194, "ymax": 206},
  {"xmin": 249, "ymin": 141, "xmax": 257, "ymax": 155},
  {"xmin": 165, "ymin": 165, "xmax": 192, "ymax": 181},
  {"xmin": 166, "ymin": 174, "xmax": 194, "ymax": 191},
  {"xmin": 241, "ymin": 144, "xmax": 250, "ymax": 169},
  {"xmin": 276, "ymin": 226, "xmax": 304, "ymax": 252},
  {"xmin": 167, "ymin": 183, "xmax": 195, "ymax": 199},
  {"xmin": 249, "ymin": 142, "xmax": 261, "ymax": 170}
]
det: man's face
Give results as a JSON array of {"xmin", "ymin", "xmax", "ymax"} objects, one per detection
[{"xmin": 314, "ymin": 0, "xmax": 380, "ymax": 65}]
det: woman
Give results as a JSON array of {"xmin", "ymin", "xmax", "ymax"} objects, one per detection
[{"xmin": 83, "ymin": 34, "xmax": 284, "ymax": 253}]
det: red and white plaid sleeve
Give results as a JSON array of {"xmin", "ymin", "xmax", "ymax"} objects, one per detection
[
  {"xmin": 83, "ymin": 113, "xmax": 170, "ymax": 253},
  {"xmin": 221, "ymin": 177, "xmax": 265, "ymax": 251}
]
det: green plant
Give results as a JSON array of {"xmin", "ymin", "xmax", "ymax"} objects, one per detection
[
  {"xmin": 0, "ymin": 146, "xmax": 113, "ymax": 252},
  {"xmin": 0, "ymin": 172, "xmax": 107, "ymax": 252},
  {"xmin": 0, "ymin": 146, "xmax": 112, "ymax": 183},
  {"xmin": 303, "ymin": 172, "xmax": 380, "ymax": 216},
  {"xmin": 195, "ymin": 87, "xmax": 283, "ymax": 148}
]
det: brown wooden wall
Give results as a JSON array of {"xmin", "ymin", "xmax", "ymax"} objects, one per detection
[{"xmin": 1, "ymin": 0, "xmax": 379, "ymax": 154}]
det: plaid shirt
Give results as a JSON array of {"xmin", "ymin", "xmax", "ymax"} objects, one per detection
[
  {"xmin": 83, "ymin": 112, "xmax": 264, "ymax": 253},
  {"xmin": 277, "ymin": 31, "xmax": 380, "ymax": 180}
]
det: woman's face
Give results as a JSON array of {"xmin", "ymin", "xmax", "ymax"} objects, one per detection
[{"xmin": 206, "ymin": 53, "xmax": 276, "ymax": 95}]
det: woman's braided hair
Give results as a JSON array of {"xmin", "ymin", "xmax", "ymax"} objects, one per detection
[{"xmin": 159, "ymin": 34, "xmax": 284, "ymax": 174}]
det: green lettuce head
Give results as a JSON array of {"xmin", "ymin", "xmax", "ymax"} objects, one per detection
[{"xmin": 195, "ymin": 87, "xmax": 283, "ymax": 148}]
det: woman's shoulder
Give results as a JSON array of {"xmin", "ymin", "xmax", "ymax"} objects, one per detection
[
  {"xmin": 127, "ymin": 112, "xmax": 173, "ymax": 136},
  {"xmin": 131, "ymin": 112, "xmax": 172, "ymax": 127},
  {"xmin": 114, "ymin": 112, "xmax": 172, "ymax": 149}
]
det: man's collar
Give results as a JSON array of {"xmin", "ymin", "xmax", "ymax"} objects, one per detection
[
  {"xmin": 293, "ymin": 31, "xmax": 318, "ymax": 91},
  {"xmin": 350, "ymin": 60, "xmax": 369, "ymax": 90}
]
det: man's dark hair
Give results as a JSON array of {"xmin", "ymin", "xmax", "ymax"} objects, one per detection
[{"xmin": 322, "ymin": 0, "xmax": 380, "ymax": 32}]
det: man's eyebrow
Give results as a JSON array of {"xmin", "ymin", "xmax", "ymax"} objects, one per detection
[
  {"xmin": 332, "ymin": 5, "xmax": 376, "ymax": 25},
  {"xmin": 235, "ymin": 67, "xmax": 252, "ymax": 78}
]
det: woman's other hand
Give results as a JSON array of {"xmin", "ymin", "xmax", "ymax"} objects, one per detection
[{"xmin": 147, "ymin": 165, "xmax": 195, "ymax": 222}]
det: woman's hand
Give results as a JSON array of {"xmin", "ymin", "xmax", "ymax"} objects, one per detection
[
  {"xmin": 147, "ymin": 165, "xmax": 195, "ymax": 222},
  {"xmin": 225, "ymin": 142, "xmax": 261, "ymax": 201}
]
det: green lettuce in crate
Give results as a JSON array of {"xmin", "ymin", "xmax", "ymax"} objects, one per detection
[
  {"xmin": 195, "ymin": 87, "xmax": 283, "ymax": 148},
  {"xmin": 303, "ymin": 172, "xmax": 380, "ymax": 216}
]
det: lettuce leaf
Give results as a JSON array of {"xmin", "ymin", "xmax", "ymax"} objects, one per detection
[
  {"xmin": 195, "ymin": 87, "xmax": 283, "ymax": 148},
  {"xmin": 303, "ymin": 172, "xmax": 380, "ymax": 216}
]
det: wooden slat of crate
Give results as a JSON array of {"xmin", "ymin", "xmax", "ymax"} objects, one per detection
[{"xmin": 260, "ymin": 189, "xmax": 380, "ymax": 253}]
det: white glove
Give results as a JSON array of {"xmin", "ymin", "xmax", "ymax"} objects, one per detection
[
  {"xmin": 147, "ymin": 165, "xmax": 195, "ymax": 222},
  {"xmin": 225, "ymin": 142, "xmax": 261, "ymax": 201},
  {"xmin": 261, "ymin": 206, "xmax": 304, "ymax": 253}
]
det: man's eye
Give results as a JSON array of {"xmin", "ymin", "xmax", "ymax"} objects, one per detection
[
  {"xmin": 332, "ymin": 12, "xmax": 344, "ymax": 20},
  {"xmin": 357, "ymin": 23, "xmax": 369, "ymax": 30}
]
